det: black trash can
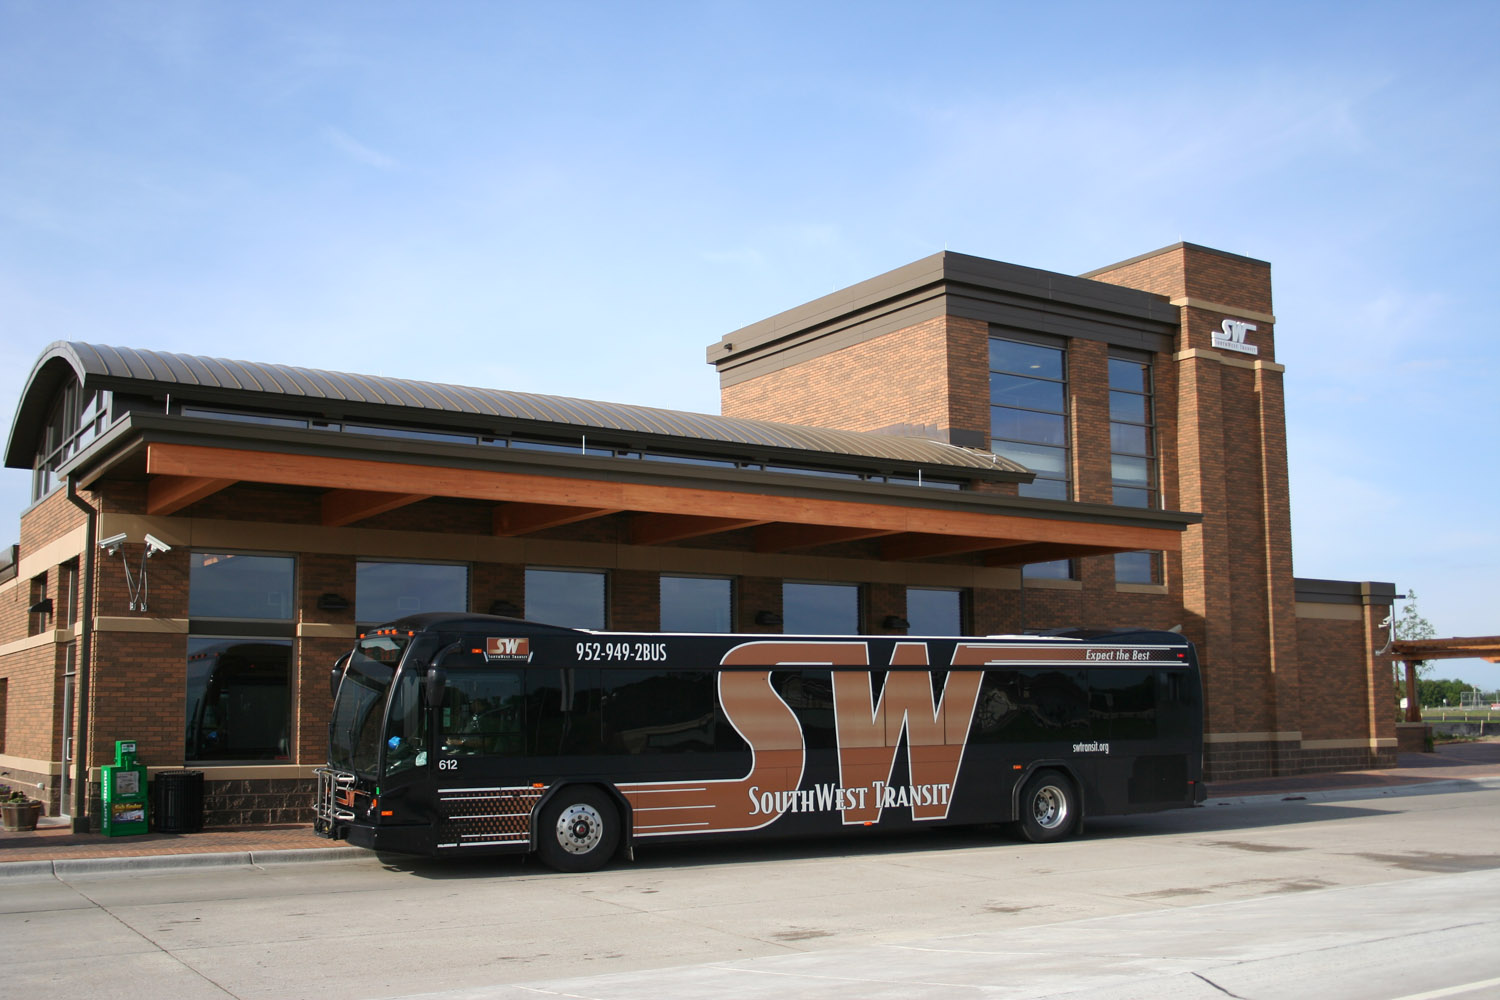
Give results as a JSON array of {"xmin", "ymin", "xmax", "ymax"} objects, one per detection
[{"xmin": 153, "ymin": 770, "xmax": 205, "ymax": 833}]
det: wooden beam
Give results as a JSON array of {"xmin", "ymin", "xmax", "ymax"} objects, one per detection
[
  {"xmin": 147, "ymin": 475, "xmax": 236, "ymax": 515},
  {"xmin": 322, "ymin": 490, "xmax": 430, "ymax": 527},
  {"xmin": 494, "ymin": 503, "xmax": 618, "ymax": 536},
  {"xmin": 629, "ymin": 513, "xmax": 767, "ymax": 546},
  {"xmin": 755, "ymin": 524, "xmax": 900, "ymax": 553},
  {"xmin": 880, "ymin": 534, "xmax": 1029, "ymax": 561},
  {"xmin": 142, "ymin": 442, "xmax": 1188, "ymax": 553}
]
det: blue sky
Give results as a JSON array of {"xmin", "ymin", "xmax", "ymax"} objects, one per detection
[{"xmin": 2, "ymin": 2, "xmax": 1496, "ymax": 687}]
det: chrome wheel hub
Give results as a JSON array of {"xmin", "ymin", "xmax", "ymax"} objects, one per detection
[
  {"xmin": 1032, "ymin": 786, "xmax": 1068, "ymax": 829},
  {"xmin": 555, "ymin": 803, "xmax": 604, "ymax": 855}
]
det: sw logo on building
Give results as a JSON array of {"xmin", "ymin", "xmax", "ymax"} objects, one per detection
[{"xmin": 1212, "ymin": 318, "xmax": 1259, "ymax": 355}]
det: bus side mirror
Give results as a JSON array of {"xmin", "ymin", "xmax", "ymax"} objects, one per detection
[
  {"xmin": 424, "ymin": 667, "xmax": 448, "ymax": 706},
  {"xmin": 330, "ymin": 652, "xmax": 351, "ymax": 699}
]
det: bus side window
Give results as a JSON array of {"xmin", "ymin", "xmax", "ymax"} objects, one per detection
[
  {"xmin": 1090, "ymin": 670, "xmax": 1158, "ymax": 741},
  {"xmin": 527, "ymin": 667, "xmax": 606, "ymax": 756},
  {"xmin": 973, "ymin": 670, "xmax": 1088, "ymax": 743},
  {"xmin": 441, "ymin": 665, "xmax": 526, "ymax": 756},
  {"xmin": 1157, "ymin": 669, "xmax": 1196, "ymax": 740},
  {"xmin": 603, "ymin": 669, "xmax": 718, "ymax": 754}
]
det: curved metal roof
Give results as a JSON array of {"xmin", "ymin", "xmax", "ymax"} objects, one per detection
[{"xmin": 7, "ymin": 342, "xmax": 1027, "ymax": 477}]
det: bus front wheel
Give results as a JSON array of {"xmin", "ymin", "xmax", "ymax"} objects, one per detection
[
  {"xmin": 537, "ymin": 787, "xmax": 620, "ymax": 872},
  {"xmin": 1017, "ymin": 770, "xmax": 1078, "ymax": 843}
]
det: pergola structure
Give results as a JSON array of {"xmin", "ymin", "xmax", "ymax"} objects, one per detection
[{"xmin": 1391, "ymin": 636, "xmax": 1500, "ymax": 722}]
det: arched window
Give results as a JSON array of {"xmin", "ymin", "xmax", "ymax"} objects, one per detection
[{"xmin": 32, "ymin": 378, "xmax": 111, "ymax": 502}]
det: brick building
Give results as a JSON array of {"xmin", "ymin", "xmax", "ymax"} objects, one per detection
[{"xmin": 0, "ymin": 242, "xmax": 1396, "ymax": 830}]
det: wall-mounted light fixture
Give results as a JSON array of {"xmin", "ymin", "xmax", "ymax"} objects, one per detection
[
  {"xmin": 754, "ymin": 610, "xmax": 783, "ymax": 627},
  {"xmin": 882, "ymin": 615, "xmax": 910, "ymax": 630},
  {"xmin": 489, "ymin": 599, "xmax": 522, "ymax": 617},
  {"xmin": 317, "ymin": 593, "xmax": 350, "ymax": 611}
]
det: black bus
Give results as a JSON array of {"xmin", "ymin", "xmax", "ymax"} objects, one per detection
[{"xmin": 314, "ymin": 612, "xmax": 1205, "ymax": 871}]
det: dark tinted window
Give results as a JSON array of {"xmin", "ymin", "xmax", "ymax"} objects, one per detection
[
  {"xmin": 604, "ymin": 669, "xmax": 720, "ymax": 754},
  {"xmin": 185, "ymin": 637, "xmax": 292, "ymax": 761},
  {"xmin": 527, "ymin": 667, "xmax": 605, "ymax": 756},
  {"xmin": 973, "ymin": 669, "xmax": 1088, "ymax": 743},
  {"xmin": 439, "ymin": 662, "xmax": 526, "ymax": 756},
  {"xmin": 1156, "ymin": 668, "xmax": 1197, "ymax": 739},
  {"xmin": 1089, "ymin": 669, "xmax": 1158, "ymax": 740}
]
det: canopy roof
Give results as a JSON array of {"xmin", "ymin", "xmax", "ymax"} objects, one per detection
[
  {"xmin": 7, "ymin": 342, "xmax": 1024, "ymax": 479},
  {"xmin": 6, "ymin": 341, "xmax": 1198, "ymax": 567}
]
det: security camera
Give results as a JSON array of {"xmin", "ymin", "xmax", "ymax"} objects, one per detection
[
  {"xmin": 144, "ymin": 533, "xmax": 172, "ymax": 555},
  {"xmin": 99, "ymin": 532, "xmax": 127, "ymax": 553}
]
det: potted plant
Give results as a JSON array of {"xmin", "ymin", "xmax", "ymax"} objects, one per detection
[{"xmin": 1, "ymin": 784, "xmax": 44, "ymax": 832}]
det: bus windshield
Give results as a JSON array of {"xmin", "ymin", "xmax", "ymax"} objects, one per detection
[{"xmin": 328, "ymin": 632, "xmax": 411, "ymax": 774}]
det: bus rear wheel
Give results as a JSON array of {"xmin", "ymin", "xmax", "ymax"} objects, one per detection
[
  {"xmin": 537, "ymin": 787, "xmax": 620, "ymax": 872},
  {"xmin": 1017, "ymin": 770, "xmax": 1078, "ymax": 843}
]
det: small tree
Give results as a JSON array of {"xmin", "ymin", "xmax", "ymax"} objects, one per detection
[
  {"xmin": 1389, "ymin": 589, "xmax": 1439, "ymax": 713},
  {"xmin": 1392, "ymin": 589, "xmax": 1437, "ymax": 677}
]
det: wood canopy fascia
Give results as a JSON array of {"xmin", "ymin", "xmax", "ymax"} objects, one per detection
[
  {"xmin": 1390, "ymin": 637, "xmax": 1500, "ymax": 664},
  {"xmin": 140, "ymin": 441, "xmax": 1187, "ymax": 565}
]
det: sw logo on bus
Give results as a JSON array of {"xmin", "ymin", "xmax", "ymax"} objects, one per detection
[{"xmin": 486, "ymin": 637, "xmax": 531, "ymax": 660}]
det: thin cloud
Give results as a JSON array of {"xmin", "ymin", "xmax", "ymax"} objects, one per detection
[{"xmin": 323, "ymin": 127, "xmax": 399, "ymax": 170}]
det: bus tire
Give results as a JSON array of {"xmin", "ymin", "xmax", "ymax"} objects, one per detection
[
  {"xmin": 536, "ymin": 786, "xmax": 620, "ymax": 872},
  {"xmin": 1017, "ymin": 770, "xmax": 1078, "ymax": 843}
]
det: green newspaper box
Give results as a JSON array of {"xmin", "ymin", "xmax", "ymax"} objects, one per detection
[{"xmin": 101, "ymin": 740, "xmax": 148, "ymax": 837}]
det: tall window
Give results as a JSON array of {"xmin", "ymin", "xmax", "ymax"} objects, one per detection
[
  {"xmin": 906, "ymin": 588, "xmax": 964, "ymax": 635},
  {"xmin": 526, "ymin": 568, "xmax": 606, "ymax": 629},
  {"xmin": 989, "ymin": 336, "xmax": 1068, "ymax": 501},
  {"xmin": 1115, "ymin": 551, "xmax": 1162, "ymax": 585},
  {"xmin": 185, "ymin": 637, "xmax": 293, "ymax": 762},
  {"xmin": 28, "ymin": 573, "xmax": 47, "ymax": 636},
  {"xmin": 782, "ymin": 582, "xmax": 860, "ymax": 634},
  {"xmin": 1109, "ymin": 355, "xmax": 1160, "ymax": 584},
  {"xmin": 1108, "ymin": 355, "xmax": 1156, "ymax": 508},
  {"xmin": 32, "ymin": 379, "xmax": 111, "ymax": 502},
  {"xmin": 186, "ymin": 553, "xmax": 295, "ymax": 763},
  {"xmin": 356, "ymin": 561, "xmax": 469, "ymax": 625},
  {"xmin": 59, "ymin": 560, "xmax": 79, "ymax": 629},
  {"xmin": 660, "ymin": 576, "xmax": 733, "ymax": 632}
]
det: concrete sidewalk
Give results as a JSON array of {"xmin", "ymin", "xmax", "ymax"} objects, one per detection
[{"xmin": 4, "ymin": 738, "xmax": 1498, "ymax": 877}]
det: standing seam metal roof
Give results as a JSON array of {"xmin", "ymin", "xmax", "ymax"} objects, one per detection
[{"xmin": 10, "ymin": 342, "xmax": 1027, "ymax": 476}]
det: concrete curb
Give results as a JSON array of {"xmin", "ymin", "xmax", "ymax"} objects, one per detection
[
  {"xmin": 1202, "ymin": 775, "xmax": 1500, "ymax": 808},
  {"xmin": 0, "ymin": 845, "xmax": 372, "ymax": 880}
]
